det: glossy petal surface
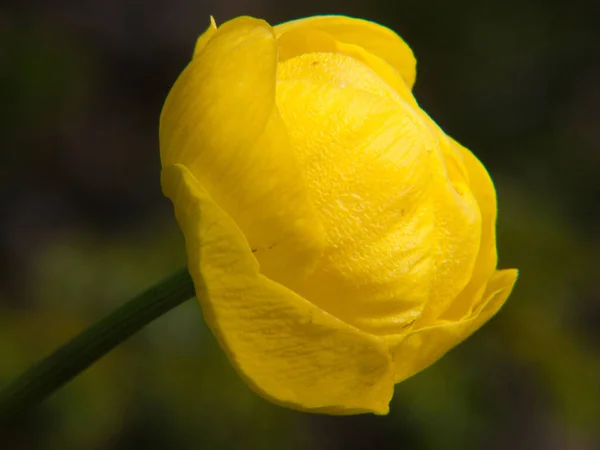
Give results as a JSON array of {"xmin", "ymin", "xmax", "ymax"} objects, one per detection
[
  {"xmin": 160, "ymin": 14, "xmax": 519, "ymax": 415},
  {"xmin": 276, "ymin": 52, "xmax": 481, "ymax": 337},
  {"xmin": 160, "ymin": 17, "xmax": 325, "ymax": 287},
  {"xmin": 412, "ymin": 135, "xmax": 501, "ymax": 325},
  {"xmin": 162, "ymin": 164, "xmax": 395, "ymax": 414}
]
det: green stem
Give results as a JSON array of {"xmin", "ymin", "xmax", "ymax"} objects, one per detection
[{"xmin": 0, "ymin": 267, "xmax": 195, "ymax": 423}]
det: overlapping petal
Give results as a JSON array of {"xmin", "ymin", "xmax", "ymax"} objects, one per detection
[
  {"xmin": 276, "ymin": 51, "xmax": 481, "ymax": 337},
  {"xmin": 160, "ymin": 17, "xmax": 326, "ymax": 287},
  {"xmin": 275, "ymin": 27, "xmax": 415, "ymax": 106},
  {"xmin": 391, "ymin": 269, "xmax": 518, "ymax": 383},
  {"xmin": 275, "ymin": 15, "xmax": 417, "ymax": 89},
  {"xmin": 412, "ymin": 136, "xmax": 500, "ymax": 326},
  {"xmin": 162, "ymin": 164, "xmax": 395, "ymax": 414},
  {"xmin": 436, "ymin": 139, "xmax": 501, "ymax": 321},
  {"xmin": 160, "ymin": 14, "xmax": 518, "ymax": 415}
]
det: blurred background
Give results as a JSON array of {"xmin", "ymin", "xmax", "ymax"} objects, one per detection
[{"xmin": 1, "ymin": 0, "xmax": 599, "ymax": 449}]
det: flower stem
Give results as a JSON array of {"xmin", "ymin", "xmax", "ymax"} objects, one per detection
[{"xmin": 0, "ymin": 267, "xmax": 195, "ymax": 424}]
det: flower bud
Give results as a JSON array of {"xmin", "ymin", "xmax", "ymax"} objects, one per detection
[{"xmin": 160, "ymin": 15, "xmax": 518, "ymax": 414}]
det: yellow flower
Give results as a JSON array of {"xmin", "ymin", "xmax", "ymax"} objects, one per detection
[{"xmin": 160, "ymin": 15, "xmax": 518, "ymax": 415}]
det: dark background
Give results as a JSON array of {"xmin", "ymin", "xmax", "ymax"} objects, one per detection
[{"xmin": 1, "ymin": 0, "xmax": 599, "ymax": 449}]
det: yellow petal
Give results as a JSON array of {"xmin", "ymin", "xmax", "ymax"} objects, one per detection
[
  {"xmin": 275, "ymin": 15, "xmax": 417, "ymax": 89},
  {"xmin": 161, "ymin": 16, "xmax": 276, "ymax": 170},
  {"xmin": 275, "ymin": 52, "xmax": 481, "ymax": 337},
  {"xmin": 414, "ymin": 137, "xmax": 499, "ymax": 325},
  {"xmin": 162, "ymin": 164, "xmax": 395, "ymax": 414},
  {"xmin": 436, "ymin": 139, "xmax": 501, "ymax": 320},
  {"xmin": 276, "ymin": 28, "xmax": 415, "ymax": 106},
  {"xmin": 391, "ymin": 269, "xmax": 518, "ymax": 383},
  {"xmin": 455, "ymin": 139, "xmax": 498, "ymax": 282},
  {"xmin": 160, "ymin": 16, "xmax": 325, "ymax": 287}
]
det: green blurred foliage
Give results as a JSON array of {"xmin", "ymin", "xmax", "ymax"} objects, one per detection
[{"xmin": 1, "ymin": 0, "xmax": 598, "ymax": 449}]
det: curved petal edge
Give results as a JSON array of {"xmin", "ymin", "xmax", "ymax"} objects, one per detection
[
  {"xmin": 162, "ymin": 164, "xmax": 395, "ymax": 415},
  {"xmin": 391, "ymin": 269, "xmax": 518, "ymax": 383},
  {"xmin": 275, "ymin": 15, "xmax": 417, "ymax": 89}
]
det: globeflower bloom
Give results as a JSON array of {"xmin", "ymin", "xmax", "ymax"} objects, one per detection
[{"xmin": 160, "ymin": 15, "xmax": 518, "ymax": 415}]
